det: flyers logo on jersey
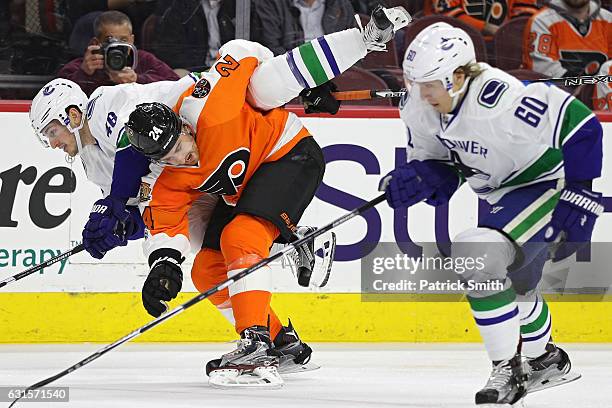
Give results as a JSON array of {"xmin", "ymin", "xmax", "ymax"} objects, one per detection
[{"xmin": 197, "ymin": 148, "xmax": 250, "ymax": 195}]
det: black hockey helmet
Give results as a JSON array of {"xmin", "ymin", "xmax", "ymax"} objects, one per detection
[{"xmin": 126, "ymin": 102, "xmax": 182, "ymax": 160}]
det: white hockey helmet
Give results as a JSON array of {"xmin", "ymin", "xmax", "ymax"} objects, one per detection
[
  {"xmin": 30, "ymin": 78, "xmax": 88, "ymax": 148},
  {"xmin": 403, "ymin": 23, "xmax": 476, "ymax": 93}
]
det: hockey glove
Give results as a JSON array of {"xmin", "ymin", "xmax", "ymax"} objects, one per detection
[
  {"xmin": 142, "ymin": 251, "xmax": 184, "ymax": 317},
  {"xmin": 544, "ymin": 182, "xmax": 604, "ymax": 262},
  {"xmin": 300, "ymin": 82, "xmax": 340, "ymax": 115},
  {"xmin": 379, "ymin": 160, "xmax": 461, "ymax": 209},
  {"xmin": 82, "ymin": 196, "xmax": 137, "ymax": 259}
]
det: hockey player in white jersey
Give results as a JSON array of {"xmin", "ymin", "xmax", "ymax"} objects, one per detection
[{"xmin": 379, "ymin": 23, "xmax": 603, "ymax": 405}]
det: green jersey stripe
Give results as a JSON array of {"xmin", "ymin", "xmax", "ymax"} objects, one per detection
[
  {"xmin": 521, "ymin": 301, "xmax": 550, "ymax": 334},
  {"xmin": 468, "ymin": 288, "xmax": 516, "ymax": 312},
  {"xmin": 116, "ymin": 129, "xmax": 130, "ymax": 149},
  {"xmin": 500, "ymin": 148, "xmax": 562, "ymax": 189},
  {"xmin": 508, "ymin": 192, "xmax": 559, "ymax": 240},
  {"xmin": 298, "ymin": 42, "xmax": 329, "ymax": 86},
  {"xmin": 558, "ymin": 98, "xmax": 594, "ymax": 146}
]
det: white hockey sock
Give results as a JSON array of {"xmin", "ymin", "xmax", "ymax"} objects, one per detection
[
  {"xmin": 284, "ymin": 28, "xmax": 367, "ymax": 89},
  {"xmin": 517, "ymin": 291, "xmax": 552, "ymax": 358},
  {"xmin": 249, "ymin": 28, "xmax": 368, "ymax": 109},
  {"xmin": 468, "ymin": 281, "xmax": 520, "ymax": 361}
]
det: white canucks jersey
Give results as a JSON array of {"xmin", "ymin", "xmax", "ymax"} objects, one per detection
[
  {"xmin": 399, "ymin": 63, "xmax": 595, "ymax": 203},
  {"xmin": 81, "ymin": 75, "xmax": 199, "ymax": 200}
]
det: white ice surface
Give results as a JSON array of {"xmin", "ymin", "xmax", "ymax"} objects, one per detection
[{"xmin": 1, "ymin": 343, "xmax": 609, "ymax": 408}]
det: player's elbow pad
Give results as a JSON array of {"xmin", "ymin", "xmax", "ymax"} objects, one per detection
[{"xmin": 562, "ymin": 116, "xmax": 603, "ymax": 182}]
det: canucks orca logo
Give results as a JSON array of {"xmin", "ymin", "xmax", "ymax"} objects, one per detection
[
  {"xmin": 478, "ymin": 79, "xmax": 509, "ymax": 108},
  {"xmin": 197, "ymin": 148, "xmax": 250, "ymax": 196},
  {"xmin": 440, "ymin": 37, "xmax": 454, "ymax": 51},
  {"xmin": 43, "ymin": 85, "xmax": 55, "ymax": 96}
]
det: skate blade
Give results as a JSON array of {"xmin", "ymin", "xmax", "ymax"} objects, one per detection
[
  {"xmin": 209, "ymin": 367, "xmax": 284, "ymax": 389},
  {"xmin": 279, "ymin": 360, "xmax": 321, "ymax": 375},
  {"xmin": 477, "ymin": 398, "xmax": 526, "ymax": 408},
  {"xmin": 312, "ymin": 231, "xmax": 336, "ymax": 288},
  {"xmin": 527, "ymin": 371, "xmax": 582, "ymax": 394}
]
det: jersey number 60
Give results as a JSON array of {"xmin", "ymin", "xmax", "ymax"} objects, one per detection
[{"xmin": 514, "ymin": 96, "xmax": 548, "ymax": 128}]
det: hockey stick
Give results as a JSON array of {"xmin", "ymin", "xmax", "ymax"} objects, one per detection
[
  {"xmin": 0, "ymin": 244, "xmax": 84, "ymax": 289},
  {"xmin": 530, "ymin": 74, "xmax": 612, "ymax": 87},
  {"xmin": 331, "ymin": 89, "xmax": 407, "ymax": 100},
  {"xmin": 8, "ymin": 193, "xmax": 387, "ymax": 408},
  {"xmin": 330, "ymin": 74, "xmax": 612, "ymax": 101}
]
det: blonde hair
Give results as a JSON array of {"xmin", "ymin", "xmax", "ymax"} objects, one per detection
[{"xmin": 454, "ymin": 62, "xmax": 485, "ymax": 79}]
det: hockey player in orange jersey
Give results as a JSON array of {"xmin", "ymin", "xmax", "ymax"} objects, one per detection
[
  {"xmin": 123, "ymin": 6, "xmax": 412, "ymax": 389},
  {"xmin": 522, "ymin": 0, "xmax": 611, "ymax": 79}
]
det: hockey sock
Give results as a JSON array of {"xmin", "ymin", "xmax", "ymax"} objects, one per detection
[
  {"xmin": 517, "ymin": 291, "xmax": 552, "ymax": 358},
  {"xmin": 268, "ymin": 308, "xmax": 283, "ymax": 340},
  {"xmin": 231, "ymin": 290, "xmax": 273, "ymax": 335},
  {"xmin": 467, "ymin": 280, "xmax": 520, "ymax": 361},
  {"xmin": 285, "ymin": 28, "xmax": 367, "ymax": 89}
]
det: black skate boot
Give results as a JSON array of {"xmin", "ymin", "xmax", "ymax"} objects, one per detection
[
  {"xmin": 525, "ymin": 343, "xmax": 581, "ymax": 393},
  {"xmin": 207, "ymin": 326, "xmax": 283, "ymax": 389},
  {"xmin": 475, "ymin": 353, "xmax": 527, "ymax": 406},
  {"xmin": 361, "ymin": 5, "xmax": 412, "ymax": 52},
  {"xmin": 270, "ymin": 318, "xmax": 320, "ymax": 374},
  {"xmin": 206, "ymin": 320, "xmax": 319, "ymax": 376}
]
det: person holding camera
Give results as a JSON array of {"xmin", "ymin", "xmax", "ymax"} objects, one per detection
[{"xmin": 58, "ymin": 10, "xmax": 178, "ymax": 96}]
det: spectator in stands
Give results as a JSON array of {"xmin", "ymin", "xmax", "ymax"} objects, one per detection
[
  {"xmin": 252, "ymin": 0, "xmax": 356, "ymax": 56},
  {"xmin": 424, "ymin": 0, "xmax": 538, "ymax": 37},
  {"xmin": 149, "ymin": 0, "xmax": 236, "ymax": 70},
  {"xmin": 65, "ymin": 0, "xmax": 158, "ymax": 48},
  {"xmin": 522, "ymin": 0, "xmax": 611, "ymax": 109},
  {"xmin": 57, "ymin": 10, "xmax": 178, "ymax": 96}
]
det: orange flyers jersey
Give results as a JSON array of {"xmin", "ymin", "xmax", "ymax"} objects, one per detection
[
  {"xmin": 425, "ymin": 0, "xmax": 537, "ymax": 32},
  {"xmin": 594, "ymin": 60, "xmax": 612, "ymax": 110},
  {"xmin": 140, "ymin": 40, "xmax": 311, "ymax": 258},
  {"xmin": 523, "ymin": 0, "xmax": 612, "ymax": 77}
]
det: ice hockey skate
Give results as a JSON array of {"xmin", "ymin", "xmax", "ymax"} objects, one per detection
[
  {"xmin": 206, "ymin": 320, "xmax": 318, "ymax": 376},
  {"xmin": 360, "ymin": 5, "xmax": 413, "ymax": 52},
  {"xmin": 475, "ymin": 354, "xmax": 527, "ymax": 406},
  {"xmin": 282, "ymin": 226, "xmax": 336, "ymax": 288},
  {"xmin": 270, "ymin": 319, "xmax": 320, "ymax": 374},
  {"xmin": 525, "ymin": 344, "xmax": 581, "ymax": 394},
  {"xmin": 207, "ymin": 326, "xmax": 283, "ymax": 389}
]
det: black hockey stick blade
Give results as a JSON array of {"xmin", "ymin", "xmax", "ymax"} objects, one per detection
[
  {"xmin": 0, "ymin": 244, "xmax": 84, "ymax": 289},
  {"xmin": 8, "ymin": 194, "xmax": 386, "ymax": 407}
]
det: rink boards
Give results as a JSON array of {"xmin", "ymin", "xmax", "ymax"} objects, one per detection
[{"xmin": 1, "ymin": 102, "xmax": 611, "ymax": 343}]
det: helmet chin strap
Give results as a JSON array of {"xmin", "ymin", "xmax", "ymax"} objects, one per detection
[
  {"xmin": 448, "ymin": 76, "xmax": 471, "ymax": 111},
  {"xmin": 69, "ymin": 115, "xmax": 86, "ymax": 155}
]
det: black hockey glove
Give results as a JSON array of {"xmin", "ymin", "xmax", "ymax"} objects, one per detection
[
  {"xmin": 300, "ymin": 81, "xmax": 341, "ymax": 114},
  {"xmin": 142, "ymin": 250, "xmax": 184, "ymax": 317}
]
